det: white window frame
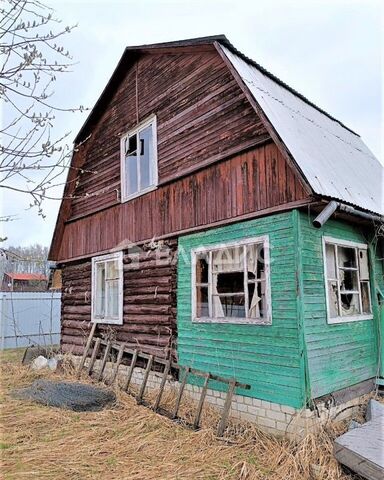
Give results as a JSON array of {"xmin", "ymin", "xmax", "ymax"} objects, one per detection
[
  {"xmin": 91, "ymin": 251, "xmax": 123, "ymax": 325},
  {"xmin": 322, "ymin": 236, "xmax": 373, "ymax": 324},
  {"xmin": 120, "ymin": 114, "xmax": 158, "ymax": 202},
  {"xmin": 191, "ymin": 236, "xmax": 272, "ymax": 325}
]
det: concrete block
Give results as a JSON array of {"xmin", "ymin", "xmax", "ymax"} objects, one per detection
[
  {"xmin": 281, "ymin": 405, "xmax": 296, "ymax": 415},
  {"xmin": 271, "ymin": 402, "xmax": 281, "ymax": 412},
  {"xmin": 248, "ymin": 406, "xmax": 266, "ymax": 418},
  {"xmin": 251, "ymin": 398, "xmax": 262, "ymax": 407},
  {"xmin": 266, "ymin": 410, "xmax": 287, "ymax": 422},
  {"xmin": 258, "ymin": 417, "xmax": 276, "ymax": 429}
]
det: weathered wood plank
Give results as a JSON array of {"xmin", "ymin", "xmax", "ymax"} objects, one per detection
[
  {"xmin": 87, "ymin": 337, "xmax": 101, "ymax": 375},
  {"xmin": 76, "ymin": 322, "xmax": 96, "ymax": 377},
  {"xmin": 217, "ymin": 380, "xmax": 236, "ymax": 436},
  {"xmin": 137, "ymin": 355, "xmax": 154, "ymax": 404},
  {"xmin": 123, "ymin": 349, "xmax": 138, "ymax": 391},
  {"xmin": 193, "ymin": 373, "xmax": 210, "ymax": 429}
]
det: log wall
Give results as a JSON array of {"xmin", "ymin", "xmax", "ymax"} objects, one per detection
[{"xmin": 61, "ymin": 240, "xmax": 178, "ymax": 359}]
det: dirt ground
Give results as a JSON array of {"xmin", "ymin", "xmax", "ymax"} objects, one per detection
[{"xmin": 0, "ymin": 348, "xmax": 366, "ymax": 480}]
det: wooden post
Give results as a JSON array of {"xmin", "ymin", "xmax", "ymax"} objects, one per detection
[
  {"xmin": 96, "ymin": 340, "xmax": 111, "ymax": 382},
  {"xmin": 153, "ymin": 357, "xmax": 171, "ymax": 411},
  {"xmin": 172, "ymin": 366, "xmax": 190, "ymax": 419},
  {"xmin": 123, "ymin": 349, "xmax": 138, "ymax": 391},
  {"xmin": 137, "ymin": 355, "xmax": 154, "ymax": 404},
  {"xmin": 87, "ymin": 337, "xmax": 101, "ymax": 375},
  {"xmin": 217, "ymin": 380, "xmax": 236, "ymax": 437},
  {"xmin": 193, "ymin": 373, "xmax": 210, "ymax": 429},
  {"xmin": 76, "ymin": 322, "xmax": 97, "ymax": 377},
  {"xmin": 110, "ymin": 343, "xmax": 126, "ymax": 384}
]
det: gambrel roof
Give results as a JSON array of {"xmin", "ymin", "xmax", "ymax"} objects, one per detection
[{"xmin": 220, "ymin": 44, "xmax": 383, "ymax": 216}]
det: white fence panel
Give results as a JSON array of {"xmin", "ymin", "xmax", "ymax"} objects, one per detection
[{"xmin": 0, "ymin": 292, "xmax": 61, "ymax": 349}]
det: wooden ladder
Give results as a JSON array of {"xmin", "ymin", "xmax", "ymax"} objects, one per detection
[{"xmin": 77, "ymin": 328, "xmax": 250, "ymax": 436}]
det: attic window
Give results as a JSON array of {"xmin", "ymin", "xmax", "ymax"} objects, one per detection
[
  {"xmin": 120, "ymin": 115, "xmax": 158, "ymax": 202},
  {"xmin": 323, "ymin": 237, "xmax": 372, "ymax": 324},
  {"xmin": 192, "ymin": 236, "xmax": 272, "ymax": 325}
]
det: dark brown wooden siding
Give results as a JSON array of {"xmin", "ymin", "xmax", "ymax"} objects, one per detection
[
  {"xmin": 61, "ymin": 241, "xmax": 177, "ymax": 358},
  {"xmin": 69, "ymin": 47, "xmax": 268, "ymax": 220},
  {"xmin": 57, "ymin": 142, "xmax": 309, "ymax": 261}
]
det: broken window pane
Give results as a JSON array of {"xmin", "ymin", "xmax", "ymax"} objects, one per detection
[
  {"xmin": 325, "ymin": 244, "xmax": 336, "ymax": 279},
  {"xmin": 126, "ymin": 133, "xmax": 137, "ymax": 155},
  {"xmin": 248, "ymin": 281, "xmax": 265, "ymax": 318},
  {"xmin": 193, "ymin": 241, "xmax": 269, "ymax": 322},
  {"xmin": 327, "ymin": 280, "xmax": 339, "ymax": 317},
  {"xmin": 196, "ymin": 286, "xmax": 209, "ymax": 317},
  {"xmin": 339, "ymin": 268, "xmax": 359, "ymax": 292},
  {"xmin": 196, "ymin": 254, "xmax": 209, "ymax": 284},
  {"xmin": 358, "ymin": 249, "xmax": 369, "ymax": 280},
  {"xmin": 139, "ymin": 125, "xmax": 153, "ymax": 190},
  {"xmin": 246, "ymin": 244, "xmax": 264, "ymax": 280},
  {"xmin": 338, "ymin": 246, "xmax": 357, "ymax": 268},
  {"xmin": 341, "ymin": 293, "xmax": 360, "ymax": 316},
  {"xmin": 216, "ymin": 271, "xmax": 244, "ymax": 294},
  {"xmin": 122, "ymin": 120, "xmax": 157, "ymax": 200},
  {"xmin": 361, "ymin": 282, "xmax": 371, "ymax": 314},
  {"xmin": 213, "ymin": 295, "xmax": 245, "ymax": 318}
]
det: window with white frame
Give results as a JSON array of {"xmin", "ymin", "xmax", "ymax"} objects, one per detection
[
  {"xmin": 192, "ymin": 237, "xmax": 272, "ymax": 324},
  {"xmin": 120, "ymin": 115, "xmax": 158, "ymax": 201},
  {"xmin": 323, "ymin": 237, "xmax": 372, "ymax": 324},
  {"xmin": 92, "ymin": 252, "xmax": 123, "ymax": 324}
]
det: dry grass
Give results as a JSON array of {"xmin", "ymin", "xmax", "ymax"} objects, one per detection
[{"xmin": 0, "ymin": 351, "xmax": 369, "ymax": 480}]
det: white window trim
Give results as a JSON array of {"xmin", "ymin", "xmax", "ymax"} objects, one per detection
[
  {"xmin": 322, "ymin": 236, "xmax": 373, "ymax": 324},
  {"xmin": 91, "ymin": 251, "xmax": 123, "ymax": 325},
  {"xmin": 120, "ymin": 114, "xmax": 158, "ymax": 203},
  {"xmin": 191, "ymin": 235, "xmax": 272, "ymax": 325}
]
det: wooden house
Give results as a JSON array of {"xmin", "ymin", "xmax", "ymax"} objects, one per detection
[{"xmin": 49, "ymin": 35, "xmax": 384, "ymax": 436}]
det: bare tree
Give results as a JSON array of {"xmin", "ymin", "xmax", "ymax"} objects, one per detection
[{"xmin": 0, "ymin": 0, "xmax": 85, "ymax": 218}]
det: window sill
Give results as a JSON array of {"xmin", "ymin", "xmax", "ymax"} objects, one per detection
[
  {"xmin": 91, "ymin": 318, "xmax": 123, "ymax": 325},
  {"xmin": 327, "ymin": 314, "xmax": 373, "ymax": 325},
  {"xmin": 121, "ymin": 185, "xmax": 157, "ymax": 203},
  {"xmin": 192, "ymin": 316, "xmax": 272, "ymax": 325}
]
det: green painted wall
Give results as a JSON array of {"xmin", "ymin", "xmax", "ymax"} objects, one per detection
[
  {"xmin": 297, "ymin": 211, "xmax": 382, "ymax": 399},
  {"xmin": 177, "ymin": 211, "xmax": 307, "ymax": 409}
]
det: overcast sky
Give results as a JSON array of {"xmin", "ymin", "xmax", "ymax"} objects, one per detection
[{"xmin": 1, "ymin": 0, "xmax": 383, "ymax": 248}]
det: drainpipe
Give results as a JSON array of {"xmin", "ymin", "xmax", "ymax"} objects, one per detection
[
  {"xmin": 313, "ymin": 201, "xmax": 384, "ymax": 228},
  {"xmin": 312, "ymin": 201, "xmax": 339, "ymax": 228}
]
